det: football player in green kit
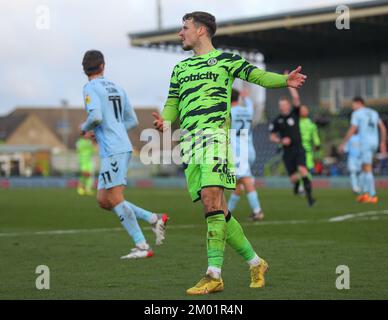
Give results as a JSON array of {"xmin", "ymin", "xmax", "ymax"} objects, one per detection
[
  {"xmin": 152, "ymin": 12, "xmax": 307, "ymax": 295},
  {"xmin": 76, "ymin": 131, "xmax": 96, "ymax": 196}
]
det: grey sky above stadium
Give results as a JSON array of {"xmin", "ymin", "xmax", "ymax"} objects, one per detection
[{"xmin": 0, "ymin": 0, "xmax": 368, "ymax": 115}]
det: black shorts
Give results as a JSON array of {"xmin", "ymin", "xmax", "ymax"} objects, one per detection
[{"xmin": 282, "ymin": 147, "xmax": 306, "ymax": 176}]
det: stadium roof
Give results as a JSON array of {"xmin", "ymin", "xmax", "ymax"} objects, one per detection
[{"xmin": 128, "ymin": 0, "xmax": 388, "ymax": 62}]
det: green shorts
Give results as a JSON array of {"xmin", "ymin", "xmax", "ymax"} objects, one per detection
[
  {"xmin": 79, "ymin": 162, "xmax": 94, "ymax": 173},
  {"xmin": 183, "ymin": 134, "xmax": 236, "ymax": 202}
]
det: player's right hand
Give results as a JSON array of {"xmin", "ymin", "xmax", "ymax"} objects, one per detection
[
  {"xmin": 281, "ymin": 137, "xmax": 291, "ymax": 146},
  {"xmin": 152, "ymin": 112, "xmax": 165, "ymax": 132}
]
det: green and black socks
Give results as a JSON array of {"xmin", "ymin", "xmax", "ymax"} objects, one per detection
[{"xmin": 205, "ymin": 210, "xmax": 260, "ymax": 276}]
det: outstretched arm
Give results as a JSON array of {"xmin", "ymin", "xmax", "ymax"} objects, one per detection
[
  {"xmin": 286, "ymin": 66, "xmax": 307, "ymax": 89},
  {"xmin": 231, "ymin": 54, "xmax": 307, "ymax": 89}
]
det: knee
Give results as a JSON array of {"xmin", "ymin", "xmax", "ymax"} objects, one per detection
[
  {"xmin": 243, "ymin": 179, "xmax": 255, "ymax": 193},
  {"xmin": 201, "ymin": 188, "xmax": 223, "ymax": 213},
  {"xmin": 202, "ymin": 196, "xmax": 215, "ymax": 212},
  {"xmin": 100, "ymin": 196, "xmax": 125, "ymax": 211},
  {"xmin": 362, "ymin": 164, "xmax": 372, "ymax": 172},
  {"xmin": 97, "ymin": 195, "xmax": 113, "ymax": 210}
]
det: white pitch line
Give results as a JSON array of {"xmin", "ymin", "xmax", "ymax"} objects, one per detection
[
  {"xmin": 243, "ymin": 219, "xmax": 310, "ymax": 226},
  {"xmin": 0, "ymin": 219, "xmax": 311, "ymax": 238},
  {"xmin": 0, "ymin": 224, "xmax": 199, "ymax": 238},
  {"xmin": 328, "ymin": 209, "xmax": 388, "ymax": 222},
  {"xmin": 0, "ymin": 227, "xmax": 122, "ymax": 237},
  {"xmin": 0, "ymin": 210, "xmax": 387, "ymax": 238}
]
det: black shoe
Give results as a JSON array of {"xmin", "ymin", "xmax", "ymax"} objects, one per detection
[{"xmin": 307, "ymin": 197, "xmax": 316, "ymax": 207}]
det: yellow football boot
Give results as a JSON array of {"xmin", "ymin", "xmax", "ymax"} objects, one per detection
[
  {"xmin": 77, "ymin": 187, "xmax": 85, "ymax": 196},
  {"xmin": 85, "ymin": 190, "xmax": 95, "ymax": 196},
  {"xmin": 250, "ymin": 259, "xmax": 269, "ymax": 288},
  {"xmin": 186, "ymin": 275, "xmax": 224, "ymax": 295}
]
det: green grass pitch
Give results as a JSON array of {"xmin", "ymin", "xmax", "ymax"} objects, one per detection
[{"xmin": 0, "ymin": 188, "xmax": 387, "ymax": 299}]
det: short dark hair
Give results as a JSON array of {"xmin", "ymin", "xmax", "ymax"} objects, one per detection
[
  {"xmin": 279, "ymin": 96, "xmax": 291, "ymax": 103},
  {"xmin": 231, "ymin": 88, "xmax": 240, "ymax": 103},
  {"xmin": 182, "ymin": 11, "xmax": 217, "ymax": 38},
  {"xmin": 82, "ymin": 50, "xmax": 105, "ymax": 76},
  {"xmin": 352, "ymin": 96, "xmax": 365, "ymax": 105}
]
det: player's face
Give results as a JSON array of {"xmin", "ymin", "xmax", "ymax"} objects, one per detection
[
  {"xmin": 178, "ymin": 19, "xmax": 200, "ymax": 51},
  {"xmin": 300, "ymin": 105, "xmax": 309, "ymax": 118},
  {"xmin": 279, "ymin": 99, "xmax": 291, "ymax": 115},
  {"xmin": 351, "ymin": 101, "xmax": 363, "ymax": 110}
]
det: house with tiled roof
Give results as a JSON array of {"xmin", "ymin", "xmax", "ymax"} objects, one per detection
[{"xmin": 0, "ymin": 106, "xmax": 161, "ymax": 176}]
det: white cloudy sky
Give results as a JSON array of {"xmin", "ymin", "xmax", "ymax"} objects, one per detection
[{"xmin": 0, "ymin": 0, "xmax": 368, "ymax": 115}]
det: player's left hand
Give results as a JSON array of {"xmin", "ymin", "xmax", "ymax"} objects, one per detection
[
  {"xmin": 152, "ymin": 112, "xmax": 165, "ymax": 132},
  {"xmin": 287, "ymin": 66, "xmax": 307, "ymax": 89}
]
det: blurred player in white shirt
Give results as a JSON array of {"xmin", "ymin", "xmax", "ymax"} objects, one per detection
[{"xmin": 228, "ymin": 88, "xmax": 264, "ymax": 221}]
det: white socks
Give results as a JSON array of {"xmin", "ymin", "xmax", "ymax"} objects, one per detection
[
  {"xmin": 247, "ymin": 254, "xmax": 261, "ymax": 267},
  {"xmin": 206, "ymin": 266, "xmax": 221, "ymax": 279}
]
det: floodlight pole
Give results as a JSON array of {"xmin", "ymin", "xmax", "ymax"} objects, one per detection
[{"xmin": 156, "ymin": 0, "xmax": 162, "ymax": 30}]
